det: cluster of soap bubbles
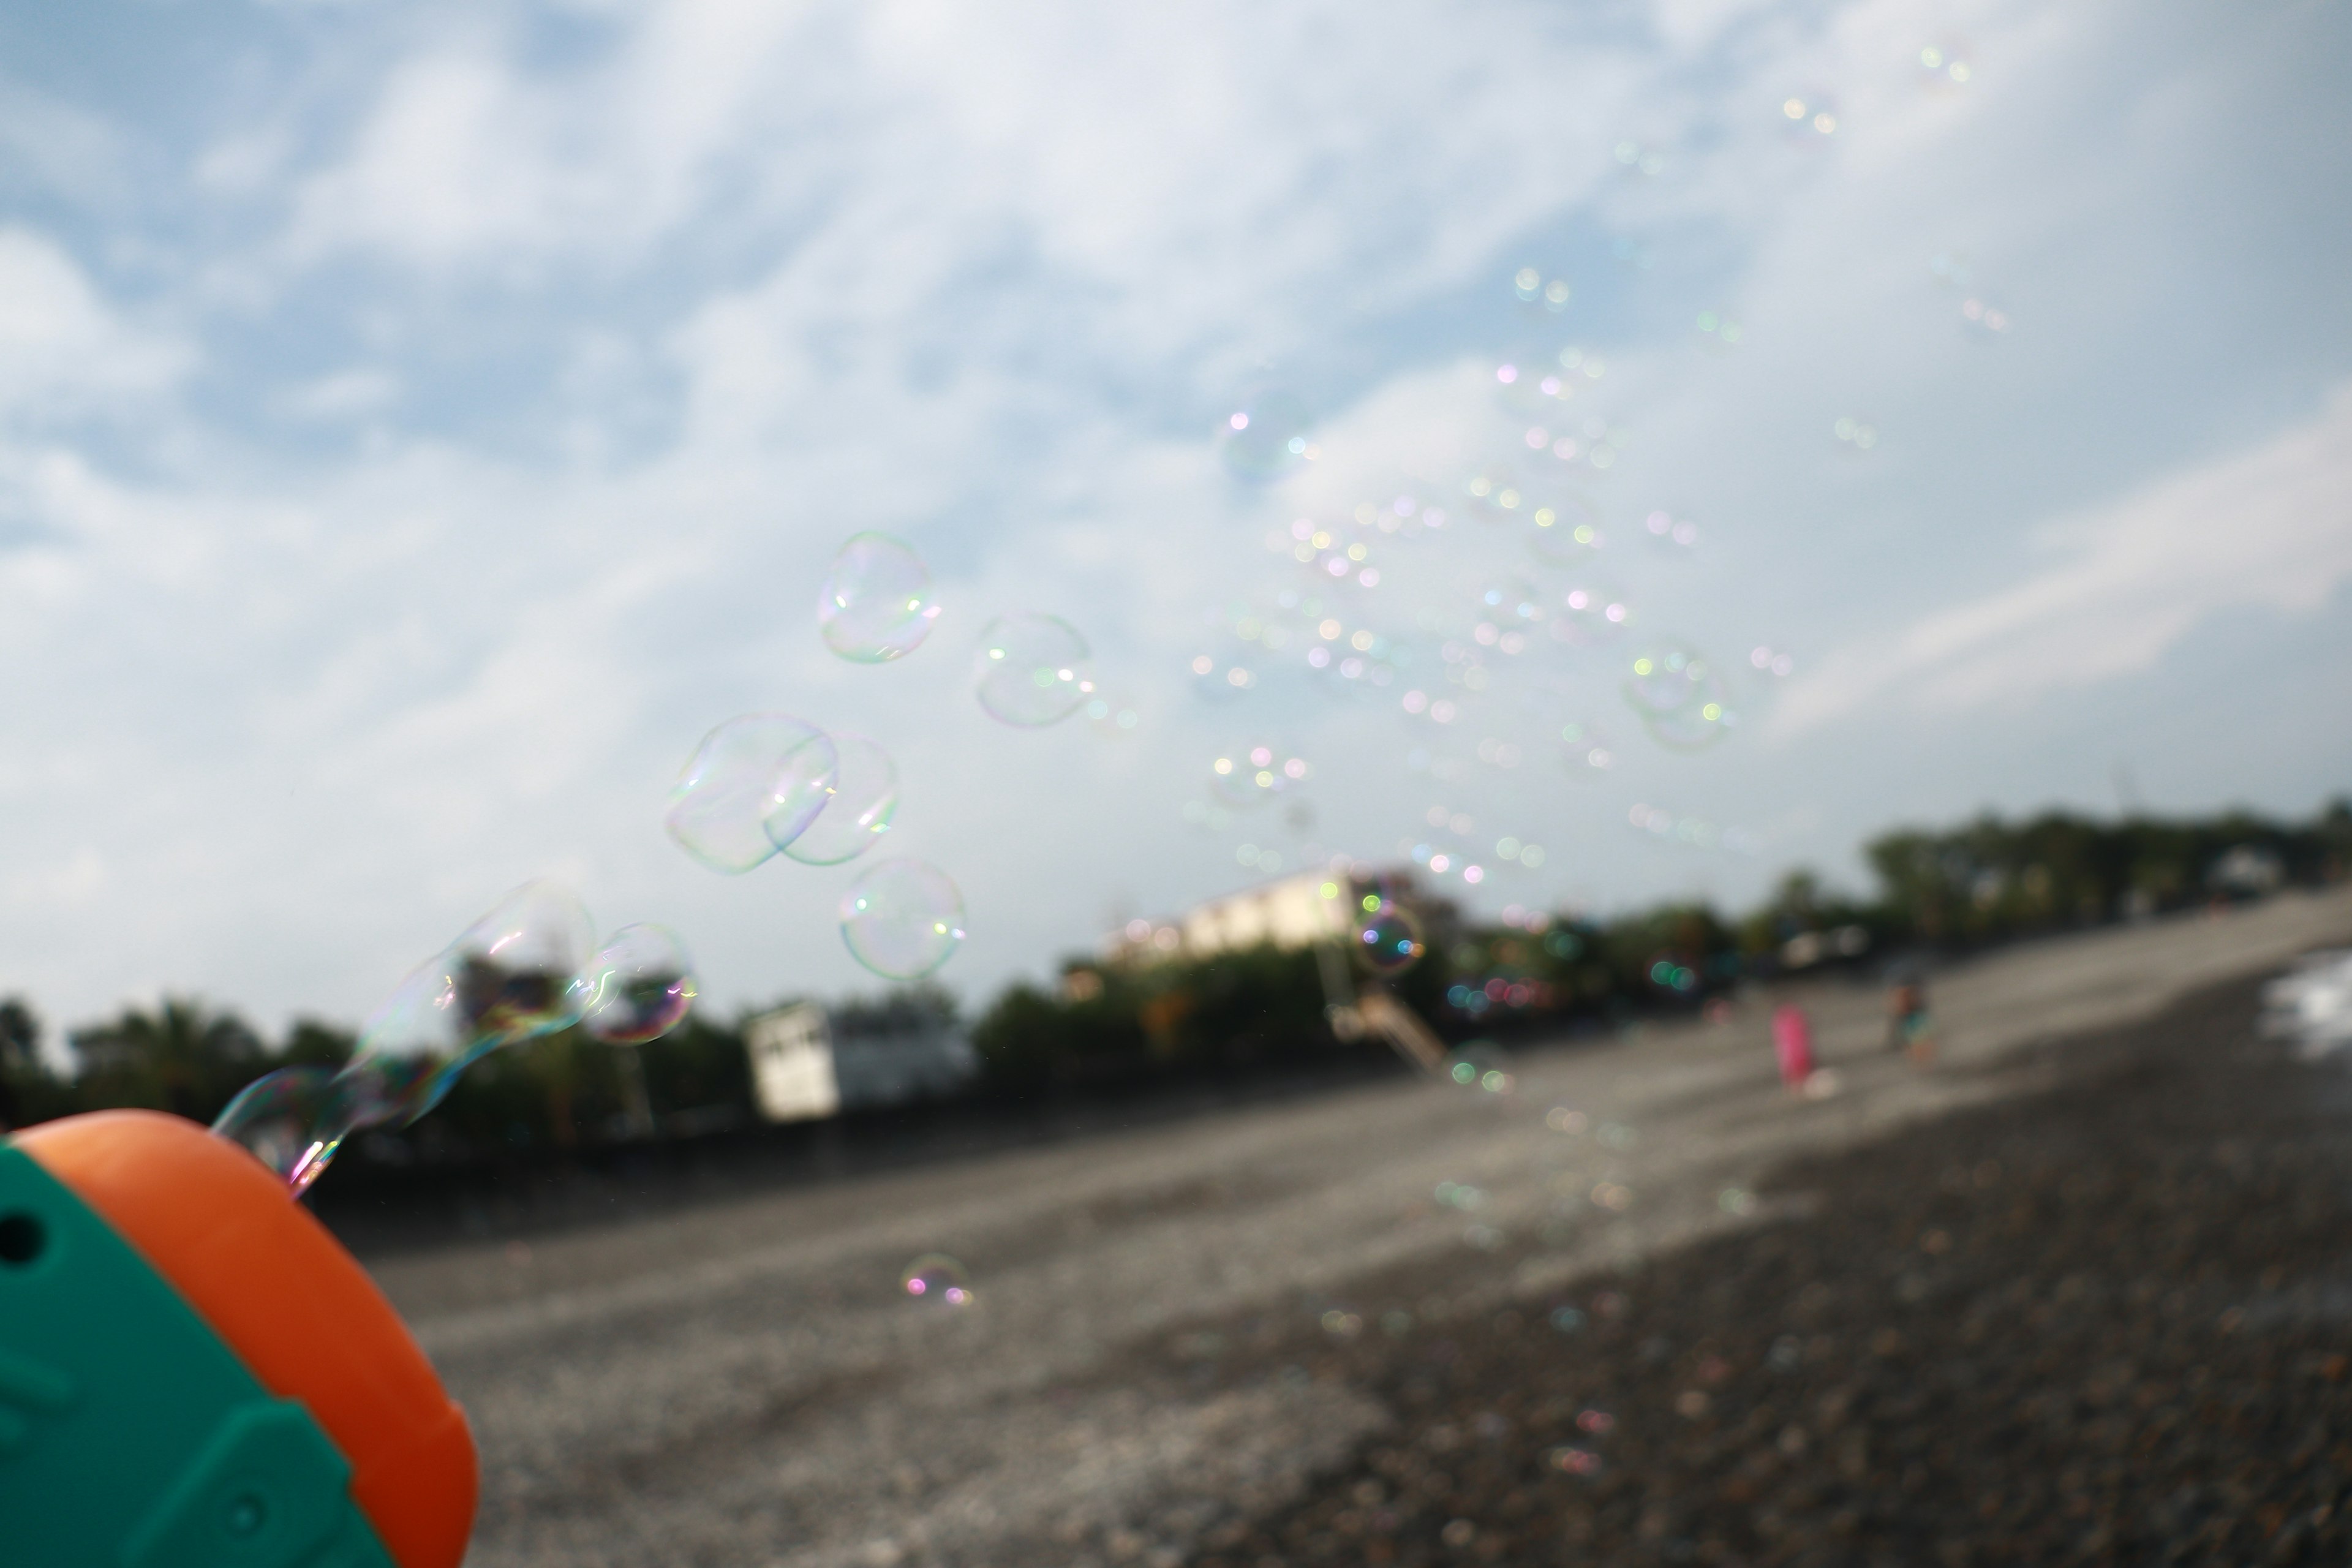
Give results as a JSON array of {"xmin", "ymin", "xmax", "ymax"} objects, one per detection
[
  {"xmin": 1145, "ymin": 239, "xmax": 1808, "ymax": 996},
  {"xmin": 662, "ymin": 532, "xmax": 1120, "ymax": 981},
  {"xmin": 665, "ymin": 712, "xmax": 959, "ymax": 981},
  {"xmin": 214, "ymin": 883, "xmax": 696, "ymax": 1193}
]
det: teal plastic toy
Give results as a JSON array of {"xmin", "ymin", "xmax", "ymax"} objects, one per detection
[{"xmin": 1, "ymin": 1111, "xmax": 477, "ymax": 1568}]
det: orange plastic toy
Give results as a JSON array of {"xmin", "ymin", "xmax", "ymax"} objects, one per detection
[{"xmin": 12, "ymin": 1110, "xmax": 477, "ymax": 1568}]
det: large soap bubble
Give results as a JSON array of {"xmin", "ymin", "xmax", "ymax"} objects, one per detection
[
  {"xmin": 212, "ymin": 1066, "xmax": 349, "ymax": 1194},
  {"xmin": 449, "ymin": 880, "xmax": 598, "ymax": 1044},
  {"xmin": 839, "ymin": 858, "xmax": 967, "ymax": 979},
  {"xmin": 666, "ymin": 714, "xmax": 839, "ymax": 872},
  {"xmin": 780, "ymin": 734, "xmax": 899, "ymax": 865},
  {"xmin": 975, "ymin": 614, "xmax": 1091, "ymax": 727},
  {"xmin": 818, "ymin": 532, "xmax": 939, "ymax": 662},
  {"xmin": 215, "ymin": 883, "xmax": 696, "ymax": 1195},
  {"xmin": 579, "ymin": 924, "xmax": 698, "ymax": 1044},
  {"xmin": 334, "ymin": 881, "xmax": 600, "ymax": 1131}
]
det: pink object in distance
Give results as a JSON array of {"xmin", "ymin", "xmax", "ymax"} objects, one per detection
[{"xmin": 1772, "ymin": 1004, "xmax": 1816, "ymax": 1090}]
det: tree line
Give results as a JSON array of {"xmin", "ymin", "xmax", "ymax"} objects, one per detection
[{"xmin": 3, "ymin": 800, "xmax": 2344, "ymax": 1156}]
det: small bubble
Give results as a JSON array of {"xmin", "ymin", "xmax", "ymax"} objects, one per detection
[{"xmin": 900, "ymin": 1253, "xmax": 974, "ymax": 1308}]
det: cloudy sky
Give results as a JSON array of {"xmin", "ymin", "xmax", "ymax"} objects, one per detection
[{"xmin": 2, "ymin": 0, "xmax": 2348, "ymax": 1039}]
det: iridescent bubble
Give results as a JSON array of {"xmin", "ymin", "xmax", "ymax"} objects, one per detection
[
  {"xmin": 817, "ymin": 532, "xmax": 939, "ymax": 662},
  {"xmin": 1494, "ymin": 356, "xmax": 1577, "ymax": 420},
  {"xmin": 1918, "ymin": 36, "xmax": 1974, "ymax": 89},
  {"xmin": 336, "ymin": 881, "xmax": 599, "ymax": 1134},
  {"xmin": 1690, "ymin": 310, "xmax": 1744, "ymax": 355},
  {"xmin": 1528, "ymin": 493, "xmax": 1603, "ymax": 567},
  {"xmin": 1624, "ymin": 642, "xmax": 1734, "ymax": 750},
  {"xmin": 1959, "ymin": 295, "xmax": 2012, "ymax": 341},
  {"xmin": 1624, "ymin": 640, "xmax": 1711, "ymax": 715},
  {"xmin": 840, "ymin": 858, "xmax": 967, "ymax": 979},
  {"xmin": 1832, "ymin": 416, "xmax": 1880, "ymax": 452},
  {"xmin": 976, "ymin": 613, "xmax": 1092, "ymax": 726},
  {"xmin": 1460, "ymin": 463, "xmax": 1529, "ymax": 524},
  {"xmin": 1085, "ymin": 693, "xmax": 1142, "ymax": 735},
  {"xmin": 1188, "ymin": 636, "xmax": 1257, "ymax": 704},
  {"xmin": 1444, "ymin": 1041, "xmax": 1512, "ymax": 1093},
  {"xmin": 1511, "ymin": 267, "xmax": 1572, "ymax": 309},
  {"xmin": 1780, "ymin": 91, "xmax": 1840, "ymax": 141},
  {"xmin": 1643, "ymin": 698, "xmax": 1734, "ymax": 751},
  {"xmin": 1554, "ymin": 571, "xmax": 1632, "ymax": 646},
  {"xmin": 1559, "ymin": 720, "xmax": 1616, "ymax": 775},
  {"xmin": 579, "ymin": 924, "xmax": 698, "ymax": 1044},
  {"xmin": 212, "ymin": 1066, "xmax": 349, "ymax": 1194},
  {"xmin": 1218, "ymin": 388, "xmax": 1312, "ymax": 482},
  {"xmin": 780, "ymin": 734, "xmax": 898, "ymax": 864},
  {"xmin": 666, "ymin": 715, "xmax": 840, "ymax": 873},
  {"xmin": 1640, "ymin": 509, "xmax": 1702, "ymax": 554},
  {"xmin": 450, "ymin": 880, "xmax": 598, "ymax": 1044},
  {"xmin": 1355, "ymin": 900, "xmax": 1426, "ymax": 975},
  {"xmin": 901, "ymin": 1253, "xmax": 974, "ymax": 1308}
]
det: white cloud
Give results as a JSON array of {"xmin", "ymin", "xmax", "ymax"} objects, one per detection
[
  {"xmin": 0, "ymin": 0, "xmax": 2349, "ymax": 1035},
  {"xmin": 0, "ymin": 228, "xmax": 189, "ymax": 414},
  {"xmin": 1778, "ymin": 382, "xmax": 2352, "ymax": 733}
]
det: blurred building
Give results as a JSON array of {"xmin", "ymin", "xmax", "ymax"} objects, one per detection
[
  {"xmin": 1100, "ymin": 865, "xmax": 1444, "ymax": 968},
  {"xmin": 744, "ymin": 1000, "xmax": 978, "ymax": 1123}
]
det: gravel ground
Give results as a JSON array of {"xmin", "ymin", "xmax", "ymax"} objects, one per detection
[
  {"xmin": 1179, "ymin": 968, "xmax": 2352, "ymax": 1568},
  {"xmin": 357, "ymin": 891, "xmax": 2352, "ymax": 1567}
]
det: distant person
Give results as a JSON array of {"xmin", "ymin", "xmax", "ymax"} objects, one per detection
[
  {"xmin": 1887, "ymin": 971, "xmax": 1935, "ymax": 1065},
  {"xmin": 1771, "ymin": 1003, "xmax": 1815, "ymax": 1091}
]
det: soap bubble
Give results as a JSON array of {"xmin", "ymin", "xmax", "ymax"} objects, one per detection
[
  {"xmin": 667, "ymin": 715, "xmax": 839, "ymax": 873},
  {"xmin": 901, "ymin": 1253, "xmax": 974, "ymax": 1308},
  {"xmin": 976, "ymin": 613, "xmax": 1092, "ymax": 726},
  {"xmin": 1624, "ymin": 640, "xmax": 1709, "ymax": 715},
  {"xmin": 1559, "ymin": 720, "xmax": 1616, "ymax": 775},
  {"xmin": 1832, "ymin": 415, "xmax": 1879, "ymax": 452},
  {"xmin": 818, "ymin": 532, "xmax": 939, "ymax": 662},
  {"xmin": 1218, "ymin": 388, "xmax": 1312, "ymax": 482},
  {"xmin": 1085, "ymin": 692, "xmax": 1142, "ymax": 734},
  {"xmin": 1460, "ymin": 463, "xmax": 1529, "ymax": 525},
  {"xmin": 1445, "ymin": 1041, "xmax": 1512, "ymax": 1093},
  {"xmin": 1781, "ymin": 91, "xmax": 1840, "ymax": 141},
  {"xmin": 1554, "ymin": 571, "xmax": 1632, "ymax": 645},
  {"xmin": 450, "ymin": 881, "xmax": 599, "ymax": 1042},
  {"xmin": 579, "ymin": 924, "xmax": 698, "ymax": 1044},
  {"xmin": 840, "ymin": 858, "xmax": 967, "ymax": 979},
  {"xmin": 1527, "ymin": 493, "xmax": 1603, "ymax": 567},
  {"xmin": 1624, "ymin": 642, "xmax": 1734, "ymax": 750},
  {"xmin": 1918, "ymin": 36, "xmax": 1973, "ymax": 89},
  {"xmin": 1643, "ymin": 693, "xmax": 1736, "ymax": 750},
  {"xmin": 1494, "ymin": 356, "xmax": 1577, "ymax": 419},
  {"xmin": 780, "ymin": 734, "xmax": 898, "ymax": 864},
  {"xmin": 339, "ymin": 881, "xmax": 599, "ymax": 1131},
  {"xmin": 1355, "ymin": 901, "xmax": 1426, "ymax": 975},
  {"xmin": 212, "ymin": 1067, "xmax": 350, "ymax": 1194}
]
